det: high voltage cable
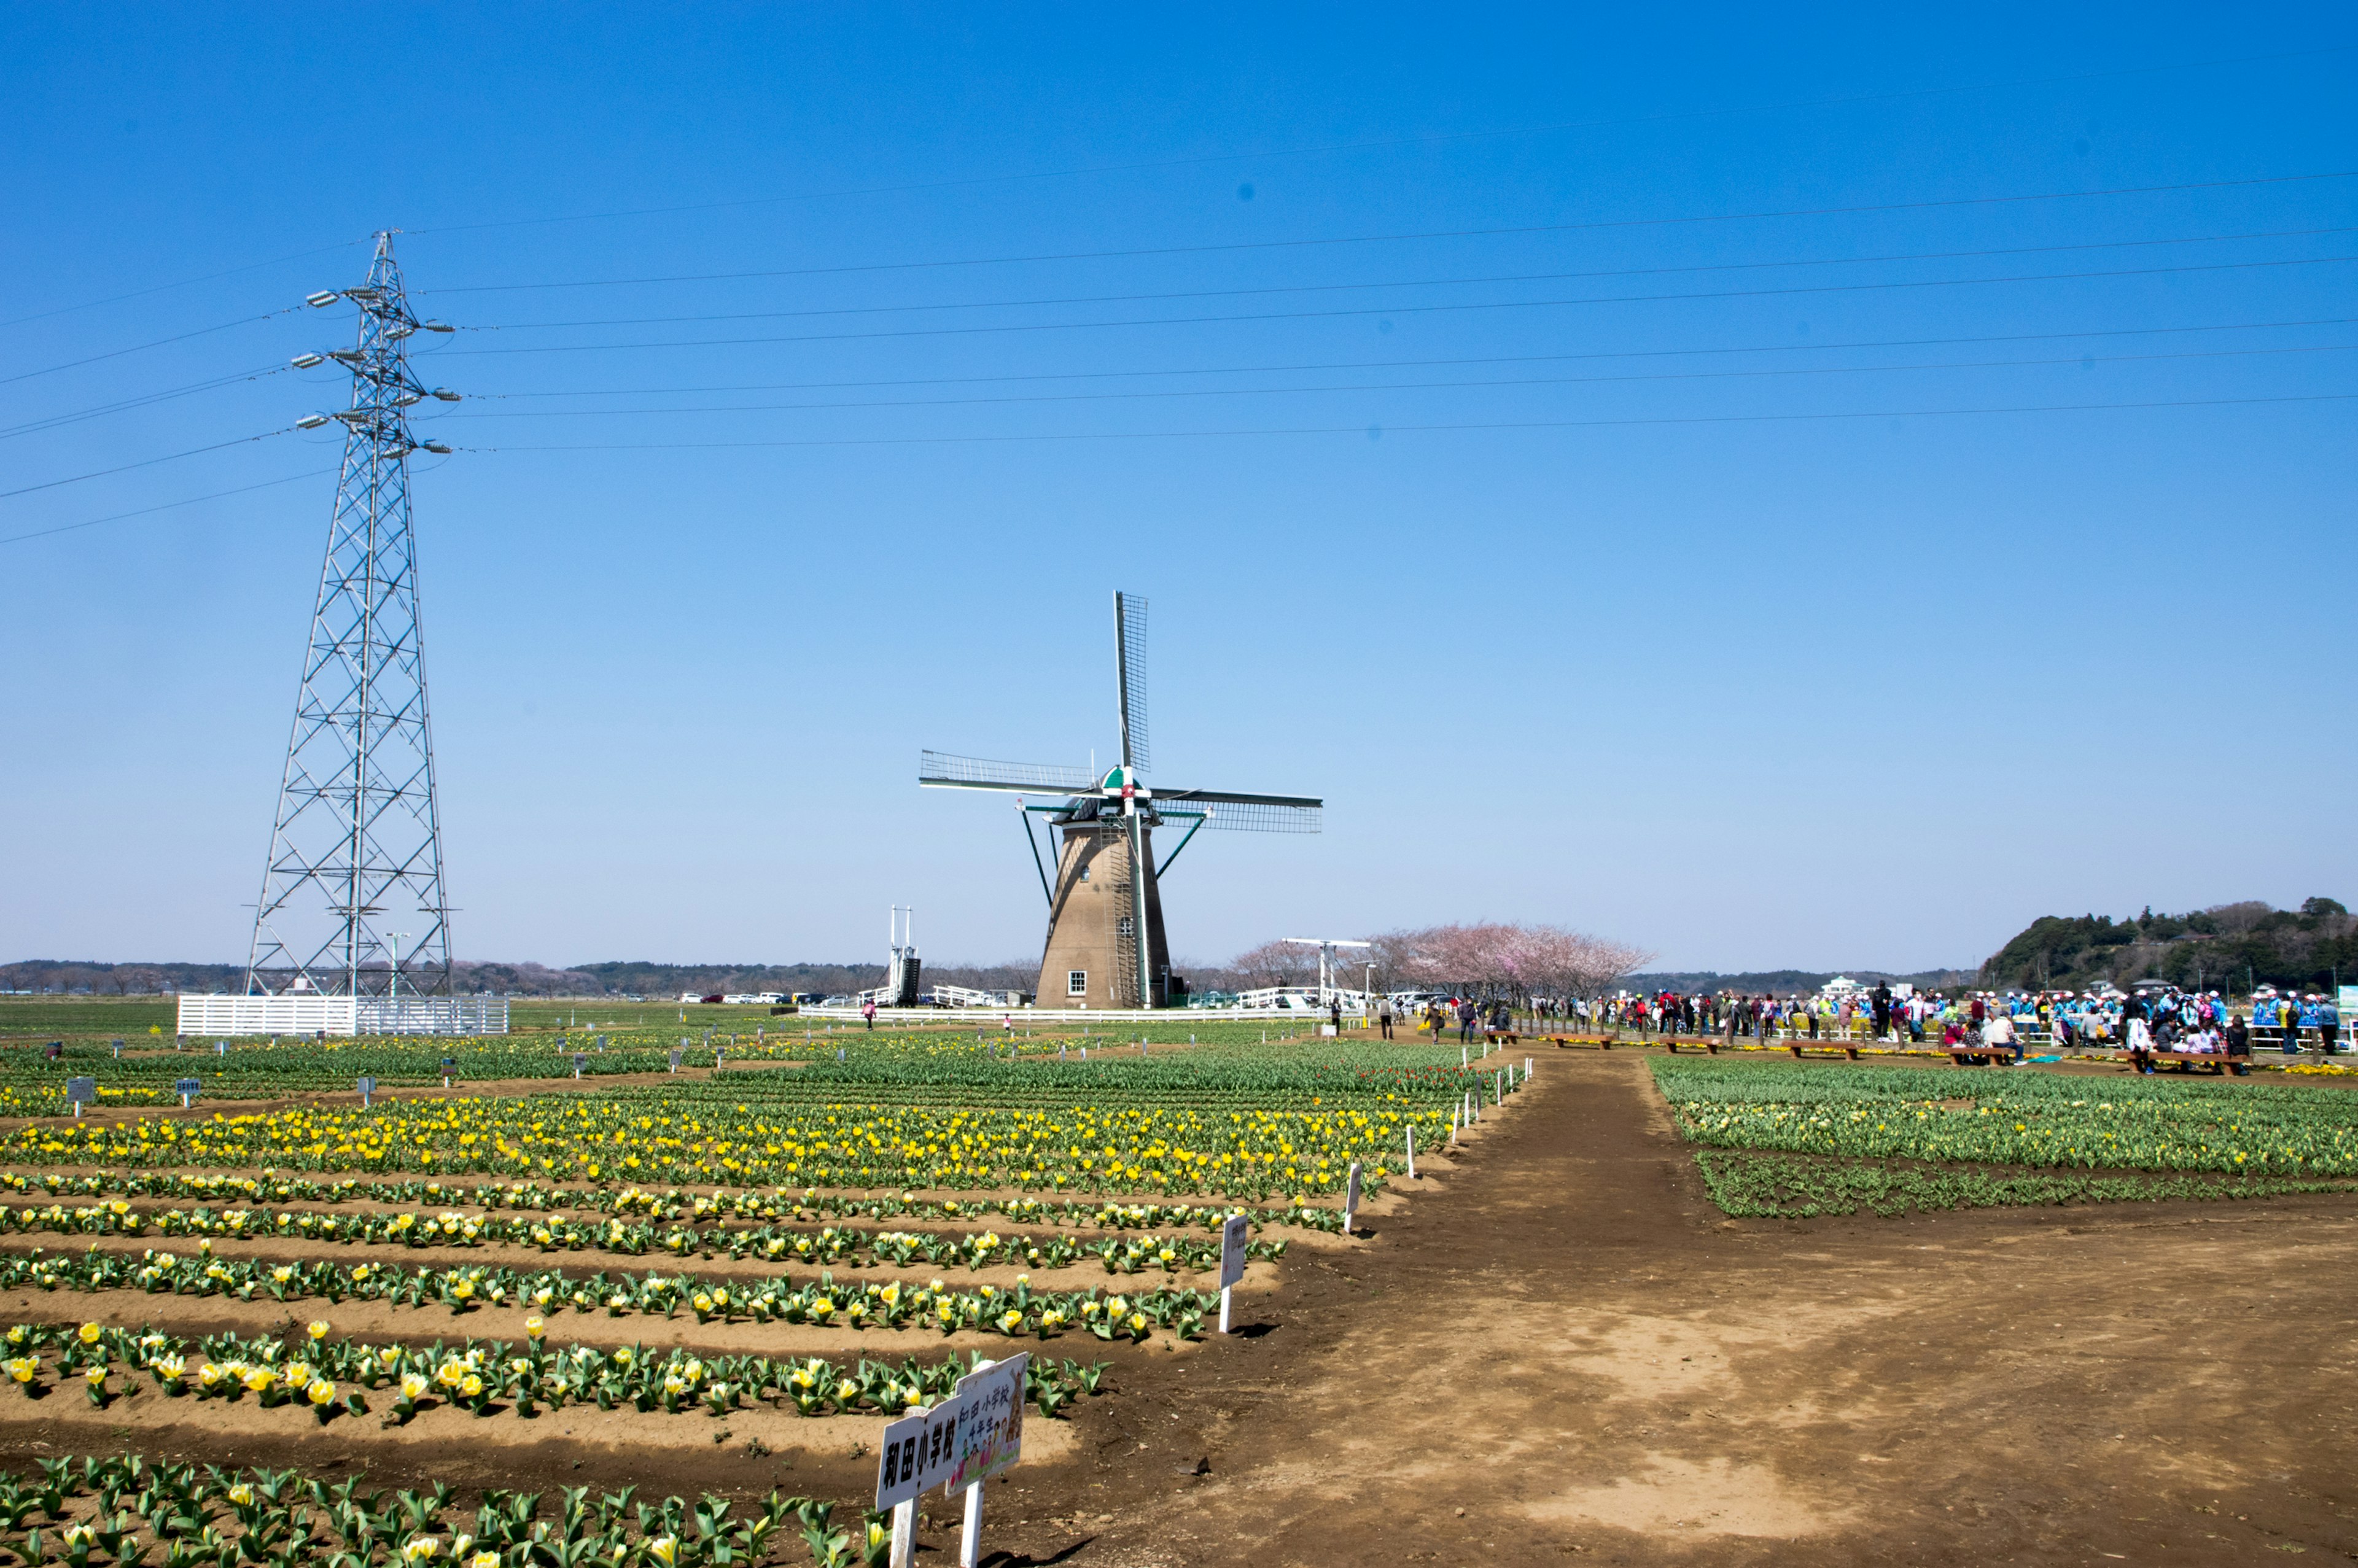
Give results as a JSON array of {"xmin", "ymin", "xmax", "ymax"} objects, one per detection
[
  {"xmin": 443, "ymin": 343, "xmax": 2358, "ymax": 421},
  {"xmin": 0, "ymin": 241, "xmax": 368, "ymax": 332},
  {"xmin": 463, "ymin": 227, "xmax": 2358, "ymax": 332},
  {"xmin": 402, "ymin": 45, "xmax": 2358, "ymax": 236},
  {"xmin": 0, "ymin": 363, "xmax": 290, "ymax": 442},
  {"xmin": 450, "ymin": 392, "xmax": 2358, "ymax": 452},
  {"xmin": 459, "ymin": 318, "xmax": 2358, "ymax": 399},
  {"xmin": 446, "ymin": 255, "xmax": 2358, "ymax": 358},
  {"xmin": 424, "ymin": 176, "xmax": 2358, "ymax": 296},
  {"xmin": 0, "ymin": 427, "xmax": 302, "ymax": 501},
  {"xmin": 0, "ymin": 307, "xmax": 306, "ymax": 387},
  {"xmin": 459, "ymin": 318, "xmax": 2358, "ymax": 400},
  {"xmin": 0, "ymin": 468, "xmax": 338, "ymax": 548}
]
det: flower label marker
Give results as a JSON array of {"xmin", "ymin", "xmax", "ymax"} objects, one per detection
[
  {"xmin": 356, "ymin": 1076, "xmax": 375, "ymax": 1108},
  {"xmin": 1342, "ymin": 1160, "xmax": 1363, "ymax": 1234},
  {"xmin": 572, "ymin": 1054, "xmax": 587, "ymax": 1080},
  {"xmin": 1405, "ymin": 1124, "xmax": 1417, "ymax": 1179},
  {"xmin": 1217, "ymin": 1213, "xmax": 1250, "ymax": 1332},
  {"xmin": 66, "ymin": 1077, "xmax": 96, "ymax": 1117},
  {"xmin": 175, "ymin": 1077, "xmax": 201, "ymax": 1109},
  {"xmin": 877, "ymin": 1391, "xmax": 965, "ymax": 1566}
]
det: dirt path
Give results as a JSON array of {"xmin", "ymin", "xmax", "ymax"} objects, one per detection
[{"xmin": 976, "ymin": 1054, "xmax": 2358, "ymax": 1566}]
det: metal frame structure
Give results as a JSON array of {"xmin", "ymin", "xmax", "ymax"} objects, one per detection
[{"xmin": 244, "ymin": 233, "xmax": 461, "ymax": 999}]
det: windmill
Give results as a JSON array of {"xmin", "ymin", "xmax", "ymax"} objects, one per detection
[{"xmin": 920, "ymin": 591, "xmax": 1321, "ymax": 1009}]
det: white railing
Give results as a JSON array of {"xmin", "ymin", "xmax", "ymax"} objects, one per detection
[{"xmin": 173, "ymin": 995, "xmax": 508, "ymax": 1038}]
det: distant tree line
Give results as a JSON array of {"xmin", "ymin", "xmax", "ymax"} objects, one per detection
[{"xmin": 1977, "ymin": 898, "xmax": 2356, "ymax": 993}]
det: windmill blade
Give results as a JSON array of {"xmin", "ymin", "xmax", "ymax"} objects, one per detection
[
  {"xmin": 1154, "ymin": 785, "xmax": 1321, "ymax": 833},
  {"xmin": 1114, "ymin": 590, "xmax": 1149, "ymax": 775},
  {"xmin": 919, "ymin": 750, "xmax": 1097, "ymax": 794}
]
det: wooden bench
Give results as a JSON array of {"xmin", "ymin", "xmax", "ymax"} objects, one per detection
[
  {"xmin": 2113, "ymin": 1048, "xmax": 2246, "ymax": 1077},
  {"xmin": 1788, "ymin": 1042, "xmax": 1863, "ymax": 1061},
  {"xmin": 1546, "ymin": 1034, "xmax": 1617, "ymax": 1051},
  {"xmin": 1946, "ymin": 1046, "xmax": 2017, "ymax": 1066},
  {"xmin": 1663, "ymin": 1038, "xmax": 1721, "ymax": 1055}
]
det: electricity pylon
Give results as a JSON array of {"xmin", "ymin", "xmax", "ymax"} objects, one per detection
[{"xmin": 244, "ymin": 231, "xmax": 462, "ymax": 998}]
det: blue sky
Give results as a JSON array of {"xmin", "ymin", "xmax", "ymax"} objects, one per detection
[{"xmin": 2, "ymin": 6, "xmax": 2352, "ymax": 976}]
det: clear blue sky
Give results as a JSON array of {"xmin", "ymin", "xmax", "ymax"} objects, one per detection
[{"xmin": 2, "ymin": 5, "xmax": 2352, "ymax": 976}]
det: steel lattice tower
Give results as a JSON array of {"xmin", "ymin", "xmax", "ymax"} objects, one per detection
[{"xmin": 244, "ymin": 231, "xmax": 460, "ymax": 998}]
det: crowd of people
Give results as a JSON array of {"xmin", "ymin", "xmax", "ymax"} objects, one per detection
[{"xmin": 1488, "ymin": 982, "xmax": 2346, "ymax": 1068}]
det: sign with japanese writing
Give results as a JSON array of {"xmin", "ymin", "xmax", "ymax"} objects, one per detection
[
  {"xmin": 875, "ymin": 1393, "xmax": 964, "ymax": 1509},
  {"xmin": 1218, "ymin": 1214, "xmax": 1250, "ymax": 1290},
  {"xmin": 174, "ymin": 1078, "xmax": 201, "ymax": 1099},
  {"xmin": 946, "ymin": 1353, "xmax": 1028, "ymax": 1492},
  {"xmin": 65, "ymin": 1077, "xmax": 96, "ymax": 1105}
]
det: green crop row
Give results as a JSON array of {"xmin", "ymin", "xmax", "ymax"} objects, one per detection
[
  {"xmin": 1652, "ymin": 1058, "xmax": 2358, "ymax": 1175},
  {"xmin": 1693, "ymin": 1149, "xmax": 2358, "ymax": 1217}
]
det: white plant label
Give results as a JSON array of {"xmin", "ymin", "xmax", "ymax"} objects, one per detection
[
  {"xmin": 1218, "ymin": 1213, "xmax": 1250, "ymax": 1290},
  {"xmin": 876, "ymin": 1393, "xmax": 964, "ymax": 1509},
  {"xmin": 1342, "ymin": 1160, "xmax": 1363, "ymax": 1233}
]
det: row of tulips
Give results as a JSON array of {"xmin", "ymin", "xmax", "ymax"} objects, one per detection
[
  {"xmin": 0, "ymin": 1248, "xmax": 1218, "ymax": 1339},
  {"xmin": 0, "ymin": 1171, "xmax": 1348, "ymax": 1233},
  {"xmin": 0, "ymin": 1454, "xmax": 885, "ymax": 1568},
  {"xmin": 0, "ymin": 1320, "xmax": 1110, "ymax": 1422},
  {"xmin": 0, "ymin": 1202, "xmax": 1287, "ymax": 1274}
]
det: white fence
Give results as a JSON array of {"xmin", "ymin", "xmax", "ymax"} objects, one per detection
[{"xmin": 174, "ymin": 995, "xmax": 509, "ymax": 1038}]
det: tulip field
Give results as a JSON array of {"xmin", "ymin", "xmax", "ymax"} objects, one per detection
[
  {"xmin": 1654, "ymin": 1057, "xmax": 2358, "ymax": 1216},
  {"xmin": 0, "ymin": 1019, "xmax": 1516, "ymax": 1564}
]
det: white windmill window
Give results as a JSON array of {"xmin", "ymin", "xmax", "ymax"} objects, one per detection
[
  {"xmin": 1080, "ymin": 865, "xmax": 1091, "ymax": 883},
  {"xmin": 1118, "ymin": 918, "xmax": 1134, "ymax": 937},
  {"xmin": 1067, "ymin": 970, "xmax": 1088, "ymax": 996}
]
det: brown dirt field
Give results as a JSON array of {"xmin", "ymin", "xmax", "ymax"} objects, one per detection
[{"xmin": 3, "ymin": 1055, "xmax": 2354, "ymax": 1564}]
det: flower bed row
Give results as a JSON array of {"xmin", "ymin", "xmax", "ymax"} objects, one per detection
[
  {"xmin": 0, "ymin": 1172, "xmax": 1350, "ymax": 1233},
  {"xmin": 0, "ymin": 1203, "xmax": 1286, "ymax": 1274},
  {"xmin": 1, "ymin": 1319, "xmax": 1110, "ymax": 1422},
  {"xmin": 0, "ymin": 1248, "xmax": 1218, "ymax": 1340},
  {"xmin": 0, "ymin": 1453, "xmax": 876, "ymax": 1568}
]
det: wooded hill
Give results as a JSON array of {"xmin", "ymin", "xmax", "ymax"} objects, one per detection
[{"xmin": 1977, "ymin": 899, "xmax": 2356, "ymax": 992}]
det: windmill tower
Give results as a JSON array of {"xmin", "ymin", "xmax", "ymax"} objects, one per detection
[{"xmin": 921, "ymin": 592, "xmax": 1321, "ymax": 1009}]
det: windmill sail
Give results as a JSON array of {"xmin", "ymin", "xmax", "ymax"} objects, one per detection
[
  {"xmin": 919, "ymin": 751, "xmax": 1097, "ymax": 793},
  {"xmin": 1115, "ymin": 591, "xmax": 1150, "ymax": 774}
]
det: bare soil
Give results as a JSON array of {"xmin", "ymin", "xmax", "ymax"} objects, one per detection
[{"xmin": 2, "ymin": 1055, "xmax": 2354, "ymax": 1566}]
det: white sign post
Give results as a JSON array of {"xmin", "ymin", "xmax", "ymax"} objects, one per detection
[
  {"xmin": 1405, "ymin": 1122, "xmax": 1417, "ymax": 1178},
  {"xmin": 1342, "ymin": 1160, "xmax": 1363, "ymax": 1235},
  {"xmin": 949, "ymin": 1353, "xmax": 1027, "ymax": 1568},
  {"xmin": 66, "ymin": 1077, "xmax": 96, "ymax": 1119},
  {"xmin": 1217, "ymin": 1213, "xmax": 1249, "ymax": 1333}
]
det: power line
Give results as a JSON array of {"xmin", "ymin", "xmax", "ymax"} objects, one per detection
[
  {"xmin": 403, "ymin": 45, "xmax": 2358, "ymax": 237},
  {"xmin": 0, "ymin": 240, "xmax": 368, "ymax": 332},
  {"xmin": 0, "ymin": 427, "xmax": 302, "ymax": 501},
  {"xmin": 464, "ymin": 227, "xmax": 2357, "ymax": 333},
  {"xmin": 0, "ymin": 468, "xmax": 337, "ymax": 548},
  {"xmin": 451, "ymin": 392, "xmax": 2358, "ymax": 454},
  {"xmin": 442, "ymin": 343, "xmax": 2358, "ymax": 421},
  {"xmin": 424, "ymin": 175, "xmax": 2358, "ymax": 297},
  {"xmin": 459, "ymin": 317, "xmax": 2358, "ymax": 400},
  {"xmin": 0, "ymin": 307, "xmax": 306, "ymax": 389},
  {"xmin": 446, "ymin": 255, "xmax": 2358, "ymax": 359},
  {"xmin": 0, "ymin": 363, "xmax": 290, "ymax": 442}
]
